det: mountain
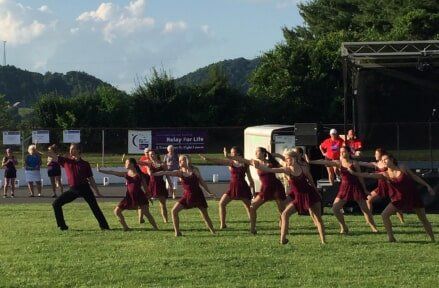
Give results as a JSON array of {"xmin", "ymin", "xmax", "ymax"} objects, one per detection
[
  {"xmin": 175, "ymin": 57, "xmax": 260, "ymax": 93},
  {"xmin": 0, "ymin": 65, "xmax": 115, "ymax": 106}
]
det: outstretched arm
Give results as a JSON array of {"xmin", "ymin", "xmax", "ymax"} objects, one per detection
[
  {"xmin": 194, "ymin": 168, "xmax": 214, "ymax": 197},
  {"xmin": 308, "ymin": 159, "xmax": 339, "ymax": 167},
  {"xmin": 357, "ymin": 161, "xmax": 377, "ymax": 169},
  {"xmin": 404, "ymin": 167, "xmax": 435, "ymax": 195},
  {"xmin": 348, "ymin": 169, "xmax": 386, "ymax": 180},
  {"xmin": 199, "ymin": 154, "xmax": 232, "ymax": 166},
  {"xmin": 272, "ymin": 153, "xmax": 286, "ymax": 161},
  {"xmin": 152, "ymin": 170, "xmax": 182, "ymax": 177},
  {"xmin": 252, "ymin": 160, "xmax": 288, "ymax": 174},
  {"xmin": 96, "ymin": 164, "xmax": 126, "ymax": 177}
]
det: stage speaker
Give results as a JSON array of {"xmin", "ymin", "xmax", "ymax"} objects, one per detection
[{"xmin": 295, "ymin": 123, "xmax": 318, "ymax": 146}]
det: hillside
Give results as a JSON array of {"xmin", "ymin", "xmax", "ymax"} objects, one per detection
[
  {"xmin": 175, "ymin": 57, "xmax": 260, "ymax": 93},
  {"xmin": 0, "ymin": 65, "xmax": 115, "ymax": 106}
]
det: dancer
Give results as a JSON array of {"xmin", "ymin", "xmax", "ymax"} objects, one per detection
[
  {"xmin": 310, "ymin": 146, "xmax": 378, "ymax": 234},
  {"xmin": 253, "ymin": 149, "xmax": 326, "ymax": 244},
  {"xmin": 2, "ymin": 148, "xmax": 17, "ymax": 198},
  {"xmin": 153, "ymin": 155, "xmax": 215, "ymax": 236},
  {"xmin": 24, "ymin": 145, "xmax": 42, "ymax": 197},
  {"xmin": 359, "ymin": 148, "xmax": 404, "ymax": 223},
  {"xmin": 139, "ymin": 150, "xmax": 173, "ymax": 223},
  {"xmin": 47, "ymin": 144, "xmax": 63, "ymax": 198},
  {"xmin": 97, "ymin": 158, "xmax": 158, "ymax": 231},
  {"xmin": 350, "ymin": 153, "xmax": 435, "ymax": 242},
  {"xmin": 49, "ymin": 144, "xmax": 110, "ymax": 231},
  {"xmin": 199, "ymin": 146, "xmax": 255, "ymax": 229},
  {"xmin": 319, "ymin": 129, "xmax": 344, "ymax": 185},
  {"xmin": 228, "ymin": 147, "xmax": 287, "ymax": 234}
]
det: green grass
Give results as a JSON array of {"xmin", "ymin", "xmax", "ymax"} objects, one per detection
[{"xmin": 0, "ymin": 201, "xmax": 438, "ymax": 287}]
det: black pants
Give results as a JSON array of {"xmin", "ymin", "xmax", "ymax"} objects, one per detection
[{"xmin": 52, "ymin": 184, "xmax": 110, "ymax": 229}]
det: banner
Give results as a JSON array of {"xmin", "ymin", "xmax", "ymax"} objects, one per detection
[
  {"xmin": 128, "ymin": 130, "xmax": 152, "ymax": 154},
  {"xmin": 152, "ymin": 130, "xmax": 207, "ymax": 153},
  {"xmin": 2, "ymin": 131, "xmax": 21, "ymax": 145},
  {"xmin": 63, "ymin": 130, "xmax": 81, "ymax": 143},
  {"xmin": 32, "ymin": 130, "xmax": 50, "ymax": 144}
]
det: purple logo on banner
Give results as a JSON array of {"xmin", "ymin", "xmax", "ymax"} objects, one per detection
[{"xmin": 152, "ymin": 130, "xmax": 207, "ymax": 153}]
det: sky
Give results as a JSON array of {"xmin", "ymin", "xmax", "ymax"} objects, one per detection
[{"xmin": 0, "ymin": 0, "xmax": 303, "ymax": 91}]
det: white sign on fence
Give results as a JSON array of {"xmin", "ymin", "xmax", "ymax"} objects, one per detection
[
  {"xmin": 32, "ymin": 130, "xmax": 50, "ymax": 144},
  {"xmin": 63, "ymin": 130, "xmax": 81, "ymax": 143},
  {"xmin": 2, "ymin": 131, "xmax": 21, "ymax": 145},
  {"xmin": 128, "ymin": 130, "xmax": 152, "ymax": 154}
]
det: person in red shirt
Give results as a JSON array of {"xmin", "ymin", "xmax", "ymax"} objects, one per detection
[
  {"xmin": 48, "ymin": 143, "xmax": 110, "ymax": 231},
  {"xmin": 319, "ymin": 129, "xmax": 344, "ymax": 185},
  {"xmin": 345, "ymin": 129, "xmax": 363, "ymax": 158}
]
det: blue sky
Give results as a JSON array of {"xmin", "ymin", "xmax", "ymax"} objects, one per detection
[{"xmin": 0, "ymin": 0, "xmax": 303, "ymax": 91}]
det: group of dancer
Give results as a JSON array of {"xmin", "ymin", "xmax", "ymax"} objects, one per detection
[{"xmin": 3, "ymin": 140, "xmax": 436, "ymax": 244}]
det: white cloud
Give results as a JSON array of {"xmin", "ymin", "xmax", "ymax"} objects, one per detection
[
  {"xmin": 77, "ymin": 0, "xmax": 155, "ymax": 43},
  {"xmin": 0, "ymin": 0, "xmax": 52, "ymax": 45},
  {"xmin": 163, "ymin": 21, "xmax": 187, "ymax": 34},
  {"xmin": 38, "ymin": 5, "xmax": 51, "ymax": 13}
]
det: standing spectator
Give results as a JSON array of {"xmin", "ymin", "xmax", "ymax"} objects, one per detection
[
  {"xmin": 2, "ymin": 148, "xmax": 18, "ymax": 198},
  {"xmin": 25, "ymin": 145, "xmax": 42, "ymax": 197},
  {"xmin": 138, "ymin": 148, "xmax": 151, "ymax": 185},
  {"xmin": 47, "ymin": 144, "xmax": 63, "ymax": 198},
  {"xmin": 319, "ymin": 129, "xmax": 344, "ymax": 185},
  {"xmin": 164, "ymin": 145, "xmax": 179, "ymax": 199},
  {"xmin": 345, "ymin": 129, "xmax": 363, "ymax": 158}
]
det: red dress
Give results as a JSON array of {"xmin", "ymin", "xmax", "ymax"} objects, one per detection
[
  {"xmin": 179, "ymin": 173, "xmax": 208, "ymax": 209},
  {"xmin": 375, "ymin": 167, "xmax": 388, "ymax": 197},
  {"xmin": 118, "ymin": 174, "xmax": 148, "ymax": 210},
  {"xmin": 257, "ymin": 165, "xmax": 286, "ymax": 201},
  {"xmin": 148, "ymin": 165, "xmax": 168, "ymax": 198},
  {"xmin": 337, "ymin": 165, "xmax": 367, "ymax": 201},
  {"xmin": 387, "ymin": 172, "xmax": 424, "ymax": 211},
  {"xmin": 225, "ymin": 164, "xmax": 252, "ymax": 200},
  {"xmin": 288, "ymin": 173, "xmax": 321, "ymax": 214}
]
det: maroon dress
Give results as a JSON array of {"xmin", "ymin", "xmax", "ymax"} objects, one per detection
[
  {"xmin": 288, "ymin": 173, "xmax": 321, "ymax": 214},
  {"xmin": 225, "ymin": 164, "xmax": 252, "ymax": 200},
  {"xmin": 337, "ymin": 165, "xmax": 367, "ymax": 201},
  {"xmin": 118, "ymin": 174, "xmax": 148, "ymax": 210},
  {"xmin": 179, "ymin": 173, "xmax": 208, "ymax": 209},
  {"xmin": 375, "ymin": 167, "xmax": 388, "ymax": 197},
  {"xmin": 257, "ymin": 164, "xmax": 286, "ymax": 201},
  {"xmin": 148, "ymin": 165, "xmax": 168, "ymax": 198},
  {"xmin": 387, "ymin": 172, "xmax": 424, "ymax": 212}
]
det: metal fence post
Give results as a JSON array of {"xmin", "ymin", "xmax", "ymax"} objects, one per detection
[{"xmin": 102, "ymin": 129, "xmax": 105, "ymax": 166}]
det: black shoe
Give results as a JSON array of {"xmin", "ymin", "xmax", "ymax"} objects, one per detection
[
  {"xmin": 59, "ymin": 225, "xmax": 69, "ymax": 231},
  {"xmin": 100, "ymin": 226, "xmax": 110, "ymax": 230}
]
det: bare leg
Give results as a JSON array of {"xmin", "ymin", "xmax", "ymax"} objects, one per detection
[
  {"xmin": 219, "ymin": 194, "xmax": 232, "ymax": 229},
  {"xmin": 56, "ymin": 176, "xmax": 64, "ymax": 194},
  {"xmin": 396, "ymin": 211, "xmax": 405, "ymax": 224},
  {"xmin": 36, "ymin": 181, "xmax": 42, "ymax": 197},
  {"xmin": 172, "ymin": 202, "xmax": 184, "ymax": 236},
  {"xmin": 275, "ymin": 199, "xmax": 287, "ymax": 228},
  {"xmin": 280, "ymin": 202, "xmax": 296, "ymax": 244},
  {"xmin": 28, "ymin": 182, "xmax": 34, "ymax": 197},
  {"xmin": 381, "ymin": 203, "xmax": 398, "ymax": 242},
  {"xmin": 332, "ymin": 198, "xmax": 348, "ymax": 234},
  {"xmin": 114, "ymin": 206, "xmax": 130, "ymax": 231},
  {"xmin": 10, "ymin": 179, "xmax": 15, "ymax": 197},
  {"xmin": 3, "ymin": 178, "xmax": 8, "ymax": 197},
  {"xmin": 141, "ymin": 205, "xmax": 158, "ymax": 230},
  {"xmin": 241, "ymin": 199, "xmax": 252, "ymax": 220},
  {"xmin": 158, "ymin": 196, "xmax": 168, "ymax": 223},
  {"xmin": 50, "ymin": 177, "xmax": 57, "ymax": 196},
  {"xmin": 199, "ymin": 208, "xmax": 216, "ymax": 234},
  {"xmin": 357, "ymin": 200, "xmax": 378, "ymax": 232},
  {"xmin": 367, "ymin": 190, "xmax": 379, "ymax": 212},
  {"xmin": 309, "ymin": 202, "xmax": 326, "ymax": 244},
  {"xmin": 250, "ymin": 196, "xmax": 265, "ymax": 234},
  {"xmin": 326, "ymin": 166, "xmax": 335, "ymax": 185},
  {"xmin": 415, "ymin": 208, "xmax": 435, "ymax": 242}
]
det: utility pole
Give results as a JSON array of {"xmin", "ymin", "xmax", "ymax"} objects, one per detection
[{"xmin": 2, "ymin": 41, "xmax": 6, "ymax": 66}]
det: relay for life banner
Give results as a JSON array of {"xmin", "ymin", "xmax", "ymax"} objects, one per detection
[
  {"xmin": 2, "ymin": 131, "xmax": 21, "ymax": 145},
  {"xmin": 63, "ymin": 130, "xmax": 81, "ymax": 143},
  {"xmin": 152, "ymin": 130, "xmax": 207, "ymax": 153},
  {"xmin": 128, "ymin": 130, "xmax": 152, "ymax": 154},
  {"xmin": 32, "ymin": 130, "xmax": 50, "ymax": 144}
]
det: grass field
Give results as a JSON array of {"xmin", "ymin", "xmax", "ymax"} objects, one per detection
[{"xmin": 0, "ymin": 201, "xmax": 438, "ymax": 287}]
